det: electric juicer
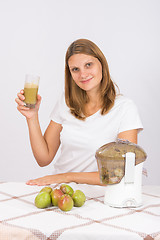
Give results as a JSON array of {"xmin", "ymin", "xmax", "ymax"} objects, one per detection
[{"xmin": 96, "ymin": 139, "xmax": 147, "ymax": 208}]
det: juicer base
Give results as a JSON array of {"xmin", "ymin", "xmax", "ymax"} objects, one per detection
[{"xmin": 104, "ymin": 198, "xmax": 142, "ymax": 208}]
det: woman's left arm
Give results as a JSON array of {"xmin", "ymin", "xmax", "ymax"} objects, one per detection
[
  {"xmin": 26, "ymin": 172, "xmax": 102, "ymax": 186},
  {"xmin": 26, "ymin": 129, "xmax": 138, "ymax": 186}
]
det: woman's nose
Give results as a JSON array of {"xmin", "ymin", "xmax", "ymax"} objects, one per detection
[{"xmin": 80, "ymin": 69, "xmax": 88, "ymax": 79}]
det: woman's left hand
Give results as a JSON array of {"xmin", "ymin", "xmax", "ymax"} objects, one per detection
[{"xmin": 26, "ymin": 174, "xmax": 70, "ymax": 186}]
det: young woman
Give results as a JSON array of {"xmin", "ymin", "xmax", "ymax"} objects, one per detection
[{"xmin": 15, "ymin": 39, "xmax": 143, "ymax": 186}]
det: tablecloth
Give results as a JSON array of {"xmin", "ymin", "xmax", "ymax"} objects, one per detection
[{"xmin": 0, "ymin": 182, "xmax": 159, "ymax": 240}]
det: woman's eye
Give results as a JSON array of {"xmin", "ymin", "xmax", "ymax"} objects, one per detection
[
  {"xmin": 86, "ymin": 62, "xmax": 92, "ymax": 67},
  {"xmin": 72, "ymin": 67, "xmax": 79, "ymax": 72}
]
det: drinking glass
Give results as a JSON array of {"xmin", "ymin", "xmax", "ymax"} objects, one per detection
[{"xmin": 24, "ymin": 74, "xmax": 40, "ymax": 108}]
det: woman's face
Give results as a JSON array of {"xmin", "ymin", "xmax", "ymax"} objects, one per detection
[{"xmin": 68, "ymin": 54, "xmax": 102, "ymax": 93}]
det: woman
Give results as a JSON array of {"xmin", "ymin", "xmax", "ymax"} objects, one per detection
[{"xmin": 15, "ymin": 39, "xmax": 143, "ymax": 186}]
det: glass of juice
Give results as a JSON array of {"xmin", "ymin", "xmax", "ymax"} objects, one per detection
[{"xmin": 24, "ymin": 74, "xmax": 40, "ymax": 108}]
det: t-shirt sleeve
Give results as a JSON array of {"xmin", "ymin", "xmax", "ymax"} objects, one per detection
[
  {"xmin": 50, "ymin": 93, "xmax": 64, "ymax": 124},
  {"xmin": 118, "ymin": 99, "xmax": 143, "ymax": 134}
]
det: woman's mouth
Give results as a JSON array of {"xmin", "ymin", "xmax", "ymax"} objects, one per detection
[{"xmin": 81, "ymin": 77, "xmax": 93, "ymax": 84}]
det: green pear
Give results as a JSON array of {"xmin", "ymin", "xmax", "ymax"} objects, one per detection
[
  {"xmin": 72, "ymin": 190, "xmax": 86, "ymax": 207},
  {"xmin": 58, "ymin": 194, "xmax": 73, "ymax": 211},
  {"xmin": 40, "ymin": 186, "xmax": 53, "ymax": 194},
  {"xmin": 51, "ymin": 188, "xmax": 64, "ymax": 206},
  {"xmin": 35, "ymin": 192, "xmax": 51, "ymax": 209},
  {"xmin": 60, "ymin": 184, "xmax": 74, "ymax": 196}
]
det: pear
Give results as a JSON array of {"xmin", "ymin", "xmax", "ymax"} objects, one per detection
[
  {"xmin": 58, "ymin": 194, "xmax": 73, "ymax": 211},
  {"xmin": 40, "ymin": 186, "xmax": 53, "ymax": 194},
  {"xmin": 35, "ymin": 192, "xmax": 52, "ymax": 209},
  {"xmin": 60, "ymin": 184, "xmax": 74, "ymax": 197},
  {"xmin": 72, "ymin": 190, "xmax": 86, "ymax": 207},
  {"xmin": 51, "ymin": 188, "xmax": 64, "ymax": 206},
  {"xmin": 114, "ymin": 168, "xmax": 124, "ymax": 178}
]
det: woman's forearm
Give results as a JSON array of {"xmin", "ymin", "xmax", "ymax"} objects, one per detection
[
  {"xmin": 69, "ymin": 172, "xmax": 103, "ymax": 185},
  {"xmin": 26, "ymin": 114, "xmax": 51, "ymax": 166},
  {"xmin": 26, "ymin": 172, "xmax": 103, "ymax": 186}
]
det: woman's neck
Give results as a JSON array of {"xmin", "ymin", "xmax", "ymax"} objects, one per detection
[{"xmin": 85, "ymin": 92, "xmax": 102, "ymax": 117}]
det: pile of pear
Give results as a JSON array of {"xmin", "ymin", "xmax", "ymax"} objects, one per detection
[{"xmin": 35, "ymin": 184, "xmax": 86, "ymax": 211}]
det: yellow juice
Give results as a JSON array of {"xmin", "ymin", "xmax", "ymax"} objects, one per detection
[{"xmin": 24, "ymin": 83, "xmax": 38, "ymax": 106}]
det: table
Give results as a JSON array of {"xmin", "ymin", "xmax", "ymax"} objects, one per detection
[{"xmin": 0, "ymin": 182, "xmax": 159, "ymax": 240}]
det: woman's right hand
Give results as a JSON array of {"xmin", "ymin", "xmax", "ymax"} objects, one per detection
[{"xmin": 15, "ymin": 89, "xmax": 42, "ymax": 119}]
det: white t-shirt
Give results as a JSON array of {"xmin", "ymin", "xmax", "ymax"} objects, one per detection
[{"xmin": 50, "ymin": 93, "xmax": 143, "ymax": 174}]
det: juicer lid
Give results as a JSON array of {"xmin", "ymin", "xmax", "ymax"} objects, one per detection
[{"xmin": 95, "ymin": 139, "xmax": 147, "ymax": 165}]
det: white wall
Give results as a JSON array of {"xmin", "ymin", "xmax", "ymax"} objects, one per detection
[{"xmin": 0, "ymin": 0, "xmax": 159, "ymax": 185}]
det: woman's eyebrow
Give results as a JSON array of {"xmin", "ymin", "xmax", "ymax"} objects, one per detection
[
  {"xmin": 69, "ymin": 65, "xmax": 77, "ymax": 68},
  {"xmin": 69, "ymin": 59, "xmax": 93, "ymax": 68}
]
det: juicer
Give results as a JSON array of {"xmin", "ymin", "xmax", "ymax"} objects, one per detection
[{"xmin": 96, "ymin": 139, "xmax": 147, "ymax": 208}]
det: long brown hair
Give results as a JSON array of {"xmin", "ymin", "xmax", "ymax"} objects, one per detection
[{"xmin": 65, "ymin": 39, "xmax": 117, "ymax": 120}]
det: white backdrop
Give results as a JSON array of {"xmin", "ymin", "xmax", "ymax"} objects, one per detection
[{"xmin": 0, "ymin": 0, "xmax": 159, "ymax": 185}]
